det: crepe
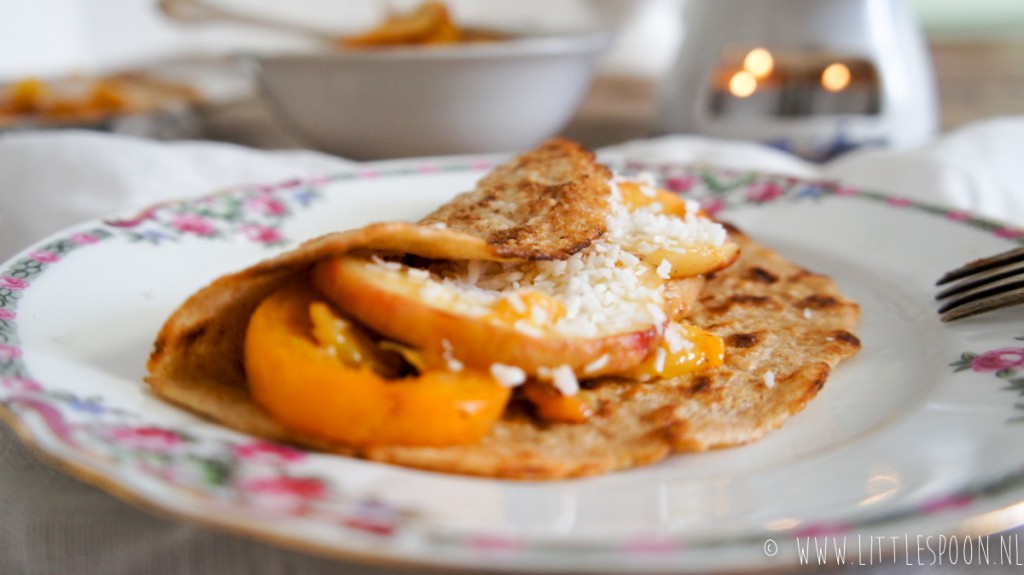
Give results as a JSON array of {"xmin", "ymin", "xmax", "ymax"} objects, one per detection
[
  {"xmin": 146, "ymin": 139, "xmax": 860, "ymax": 480},
  {"xmin": 147, "ymin": 139, "xmax": 610, "ymax": 393},
  {"xmin": 419, "ymin": 137, "xmax": 611, "ymax": 259}
]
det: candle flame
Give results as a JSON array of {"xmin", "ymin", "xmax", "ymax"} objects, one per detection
[
  {"xmin": 728, "ymin": 70, "xmax": 758, "ymax": 98},
  {"xmin": 743, "ymin": 48, "xmax": 774, "ymax": 79},
  {"xmin": 821, "ymin": 63, "xmax": 851, "ymax": 92}
]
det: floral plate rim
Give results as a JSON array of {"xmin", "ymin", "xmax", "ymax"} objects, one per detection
[{"xmin": 2, "ymin": 156, "xmax": 1024, "ymax": 572}]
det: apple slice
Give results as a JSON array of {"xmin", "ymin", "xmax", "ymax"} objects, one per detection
[{"xmin": 312, "ymin": 256, "xmax": 662, "ymax": 377}]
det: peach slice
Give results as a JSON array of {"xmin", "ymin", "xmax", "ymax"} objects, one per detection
[
  {"xmin": 619, "ymin": 180, "xmax": 691, "ymax": 218},
  {"xmin": 664, "ymin": 275, "xmax": 706, "ymax": 320},
  {"xmin": 615, "ymin": 180, "xmax": 740, "ymax": 279},
  {"xmin": 620, "ymin": 321, "xmax": 725, "ymax": 381},
  {"xmin": 521, "ymin": 380, "xmax": 595, "ymax": 423},
  {"xmin": 642, "ymin": 242, "xmax": 740, "ymax": 279},
  {"xmin": 245, "ymin": 280, "xmax": 511, "ymax": 447},
  {"xmin": 312, "ymin": 256, "xmax": 662, "ymax": 377}
]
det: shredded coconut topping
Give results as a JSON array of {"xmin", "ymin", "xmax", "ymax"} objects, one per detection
[
  {"xmin": 656, "ymin": 259, "xmax": 672, "ymax": 279},
  {"xmin": 490, "ymin": 363, "xmax": 527, "ymax": 388},
  {"xmin": 654, "ymin": 348, "xmax": 667, "ymax": 373},
  {"xmin": 504, "ymin": 292, "xmax": 526, "ymax": 314},
  {"xmin": 605, "ymin": 178, "xmax": 727, "ymax": 255},
  {"xmin": 441, "ymin": 339, "xmax": 463, "ymax": 372},
  {"xmin": 764, "ymin": 371, "xmax": 776, "ymax": 389},
  {"xmin": 371, "ymin": 255, "xmax": 402, "ymax": 271},
  {"xmin": 543, "ymin": 365, "xmax": 580, "ymax": 396},
  {"xmin": 663, "ymin": 323, "xmax": 694, "ymax": 354},
  {"xmin": 584, "ymin": 353, "xmax": 610, "ymax": 374},
  {"xmin": 365, "ymin": 177, "xmax": 730, "ymax": 342}
]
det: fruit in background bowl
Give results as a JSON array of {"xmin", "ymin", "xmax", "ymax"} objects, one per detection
[
  {"xmin": 337, "ymin": 1, "xmax": 511, "ymax": 49},
  {"xmin": 0, "ymin": 74, "xmax": 199, "ymax": 129},
  {"xmin": 251, "ymin": 2, "xmax": 611, "ymax": 159}
]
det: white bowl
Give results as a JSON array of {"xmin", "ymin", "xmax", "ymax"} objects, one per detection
[{"xmin": 252, "ymin": 32, "xmax": 612, "ymax": 160}]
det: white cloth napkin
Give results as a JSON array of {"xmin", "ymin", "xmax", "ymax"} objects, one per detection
[
  {"xmin": 5, "ymin": 118, "xmax": 1023, "ymax": 262},
  {"xmin": 0, "ymin": 131, "xmax": 355, "ymax": 261},
  {"xmin": 599, "ymin": 116, "xmax": 1024, "ymax": 225},
  {"xmin": 3, "ymin": 120, "xmax": 1024, "ymax": 575}
]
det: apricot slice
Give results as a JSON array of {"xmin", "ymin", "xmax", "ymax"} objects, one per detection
[{"xmin": 244, "ymin": 280, "xmax": 511, "ymax": 447}]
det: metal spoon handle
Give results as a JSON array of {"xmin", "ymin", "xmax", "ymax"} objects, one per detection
[{"xmin": 158, "ymin": 0, "xmax": 336, "ymax": 44}]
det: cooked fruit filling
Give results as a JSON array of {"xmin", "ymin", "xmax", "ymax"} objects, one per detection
[
  {"xmin": 245, "ymin": 281, "xmax": 512, "ymax": 447},
  {"xmin": 621, "ymin": 321, "xmax": 726, "ymax": 381},
  {"xmin": 148, "ymin": 138, "xmax": 863, "ymax": 474},
  {"xmin": 251, "ymin": 178, "xmax": 734, "ymax": 444}
]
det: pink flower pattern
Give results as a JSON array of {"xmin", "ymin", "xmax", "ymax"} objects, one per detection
[
  {"xmin": 699, "ymin": 196, "xmax": 727, "ymax": 216},
  {"xmin": 172, "ymin": 214, "xmax": 216, "ymax": 236},
  {"xmin": 234, "ymin": 441, "xmax": 306, "ymax": 465},
  {"xmin": 0, "ymin": 344, "xmax": 22, "ymax": 361},
  {"xmin": 663, "ymin": 174, "xmax": 695, "ymax": 193},
  {"xmin": 970, "ymin": 348, "xmax": 1024, "ymax": 372},
  {"xmin": 468, "ymin": 535, "xmax": 523, "ymax": 553},
  {"xmin": 340, "ymin": 500, "xmax": 404, "ymax": 537},
  {"xmin": 995, "ymin": 227, "xmax": 1024, "ymax": 239},
  {"xmin": 242, "ymin": 224, "xmax": 283, "ymax": 244},
  {"xmin": 921, "ymin": 494, "xmax": 974, "ymax": 514},
  {"xmin": 746, "ymin": 181, "xmax": 784, "ymax": 203},
  {"xmin": 0, "ymin": 309, "xmax": 15, "ymax": 321},
  {"xmin": 794, "ymin": 522, "xmax": 850, "ymax": 537},
  {"xmin": 0, "ymin": 376, "xmax": 42, "ymax": 392},
  {"xmin": 110, "ymin": 426, "xmax": 183, "ymax": 452},
  {"xmin": 0, "ymin": 276, "xmax": 28, "ymax": 290},
  {"xmin": 71, "ymin": 233, "xmax": 99, "ymax": 245},
  {"xmin": 30, "ymin": 251, "xmax": 60, "ymax": 263},
  {"xmin": 240, "ymin": 476, "xmax": 327, "ymax": 512},
  {"xmin": 245, "ymin": 196, "xmax": 288, "ymax": 216}
]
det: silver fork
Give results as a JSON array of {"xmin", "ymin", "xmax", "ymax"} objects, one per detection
[{"xmin": 936, "ymin": 246, "xmax": 1024, "ymax": 321}]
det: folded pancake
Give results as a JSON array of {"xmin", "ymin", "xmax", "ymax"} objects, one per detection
[
  {"xmin": 148, "ymin": 139, "xmax": 612, "ymax": 394},
  {"xmin": 360, "ymin": 229, "xmax": 861, "ymax": 478},
  {"xmin": 146, "ymin": 139, "xmax": 860, "ymax": 479},
  {"xmin": 419, "ymin": 136, "xmax": 612, "ymax": 260}
]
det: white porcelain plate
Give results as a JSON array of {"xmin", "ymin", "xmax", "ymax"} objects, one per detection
[{"xmin": 3, "ymin": 157, "xmax": 1024, "ymax": 573}]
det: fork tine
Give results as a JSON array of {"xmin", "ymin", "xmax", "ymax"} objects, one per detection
[
  {"xmin": 940, "ymin": 285, "xmax": 1024, "ymax": 322},
  {"xmin": 938, "ymin": 270, "xmax": 1024, "ymax": 321},
  {"xmin": 935, "ymin": 259, "xmax": 1024, "ymax": 300},
  {"xmin": 936, "ymin": 246, "xmax": 1024, "ymax": 286}
]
